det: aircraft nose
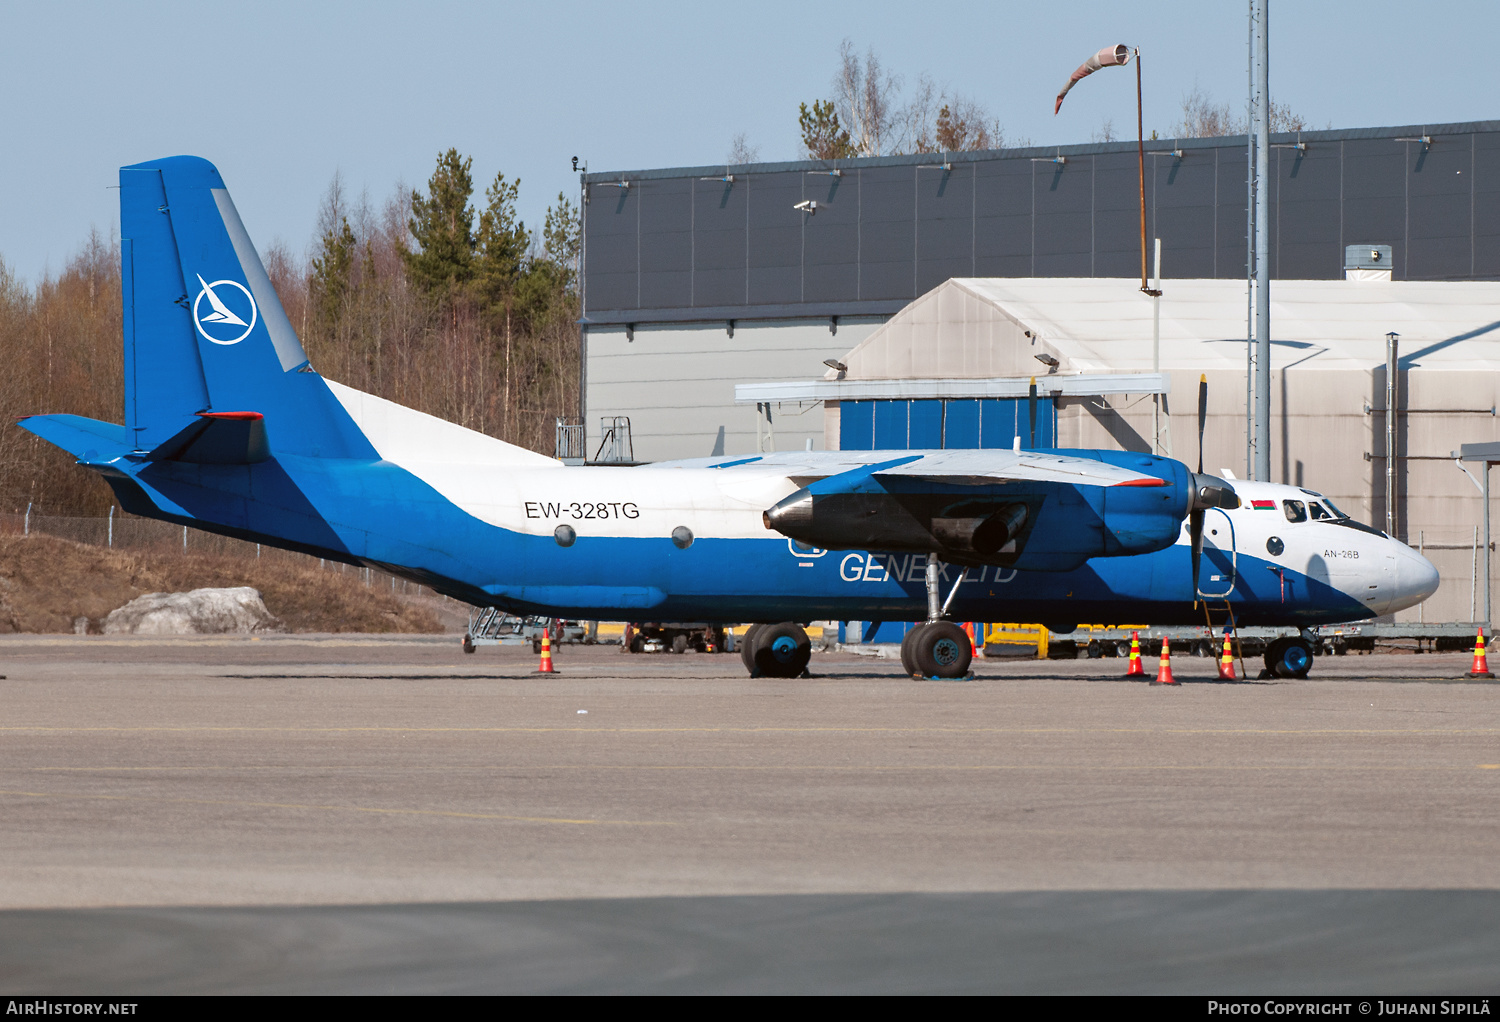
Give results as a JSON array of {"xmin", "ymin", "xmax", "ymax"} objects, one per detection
[{"xmin": 1388, "ymin": 546, "xmax": 1440, "ymax": 613}]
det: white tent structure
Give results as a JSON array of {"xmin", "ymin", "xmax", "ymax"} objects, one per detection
[{"xmin": 738, "ymin": 277, "xmax": 1500, "ymax": 624}]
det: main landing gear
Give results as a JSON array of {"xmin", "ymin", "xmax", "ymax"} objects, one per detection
[
  {"xmin": 898, "ymin": 554, "xmax": 973, "ymax": 680},
  {"xmin": 739, "ymin": 622, "xmax": 812, "ymax": 678}
]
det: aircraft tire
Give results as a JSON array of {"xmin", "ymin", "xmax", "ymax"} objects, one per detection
[
  {"xmin": 752, "ymin": 622, "xmax": 811, "ymax": 678},
  {"xmin": 1265, "ymin": 637, "xmax": 1314, "ymax": 679},
  {"xmin": 899, "ymin": 624, "xmax": 929, "ymax": 678},
  {"xmin": 740, "ymin": 624, "xmax": 766, "ymax": 674},
  {"xmin": 912, "ymin": 621, "xmax": 973, "ymax": 679},
  {"xmin": 671, "ymin": 634, "xmax": 688, "ymax": 655},
  {"xmin": 462, "ymin": 634, "xmax": 475, "ymax": 655}
]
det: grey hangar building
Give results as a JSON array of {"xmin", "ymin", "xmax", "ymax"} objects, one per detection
[{"xmin": 577, "ymin": 121, "xmax": 1500, "ymax": 626}]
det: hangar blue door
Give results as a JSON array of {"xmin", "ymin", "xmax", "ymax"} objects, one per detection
[
  {"xmin": 836, "ymin": 397, "xmax": 1057, "ymax": 645},
  {"xmin": 838, "ymin": 398, "xmax": 1056, "ymax": 452}
]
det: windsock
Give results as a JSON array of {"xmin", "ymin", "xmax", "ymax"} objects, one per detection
[{"xmin": 1055, "ymin": 44, "xmax": 1131, "ymax": 115}]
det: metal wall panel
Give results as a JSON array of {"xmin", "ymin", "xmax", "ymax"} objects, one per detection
[
  {"xmin": 908, "ymin": 399, "xmax": 943, "ymax": 447},
  {"xmin": 943, "ymin": 399, "xmax": 980, "ymax": 448},
  {"xmin": 638, "ymin": 178, "xmax": 692, "ymax": 309},
  {"xmin": 1092, "ymin": 153, "xmax": 1143, "ymax": 279},
  {"xmin": 1341, "ymin": 139, "xmax": 1408, "ymax": 276},
  {"xmin": 973, "ymin": 158, "xmax": 1034, "ymax": 277},
  {"xmin": 1154, "ymin": 152, "xmax": 1218, "ymax": 279},
  {"xmin": 873, "ymin": 399, "xmax": 909, "ymax": 447},
  {"xmin": 834, "ymin": 398, "xmax": 1055, "ymax": 451},
  {"xmin": 804, "ymin": 171, "xmax": 859, "ymax": 301},
  {"xmin": 586, "ymin": 319, "xmax": 880, "ymax": 462},
  {"xmin": 1474, "ymin": 134, "xmax": 1500, "ymax": 278},
  {"xmin": 979, "ymin": 398, "xmax": 1018, "ymax": 448},
  {"xmin": 1407, "ymin": 141, "xmax": 1474, "ymax": 280},
  {"xmin": 584, "ymin": 124, "xmax": 1500, "ymax": 321},
  {"xmin": 692, "ymin": 177, "xmax": 747, "ymax": 308},
  {"xmin": 840, "ymin": 400, "xmax": 874, "ymax": 450},
  {"xmin": 585, "ymin": 184, "xmax": 639, "ymax": 311},
  {"xmin": 1275, "ymin": 146, "xmax": 1342, "ymax": 280},
  {"xmin": 1034, "ymin": 158, "xmax": 1093, "ymax": 277},
  {"xmin": 1215, "ymin": 150, "xmax": 1250, "ymax": 279},
  {"xmin": 916, "ymin": 164, "xmax": 974, "ymax": 293},
  {"xmin": 747, "ymin": 172, "xmax": 803, "ymax": 304},
  {"xmin": 859, "ymin": 167, "xmax": 917, "ymax": 299}
]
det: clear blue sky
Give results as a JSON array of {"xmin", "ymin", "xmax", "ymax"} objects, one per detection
[{"xmin": 3, "ymin": 1, "xmax": 1496, "ymax": 284}]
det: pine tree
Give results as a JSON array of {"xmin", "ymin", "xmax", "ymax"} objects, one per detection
[
  {"xmin": 473, "ymin": 171, "xmax": 528, "ymax": 315},
  {"xmin": 308, "ymin": 216, "xmax": 357, "ymax": 335},
  {"xmin": 403, "ymin": 149, "xmax": 475, "ymax": 298},
  {"xmin": 799, "ymin": 100, "xmax": 856, "ymax": 161}
]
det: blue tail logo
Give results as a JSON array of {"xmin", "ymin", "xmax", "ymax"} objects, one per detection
[{"xmin": 193, "ymin": 273, "xmax": 257, "ymax": 344}]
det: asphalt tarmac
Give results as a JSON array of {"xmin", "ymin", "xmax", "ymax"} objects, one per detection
[{"xmin": 1, "ymin": 636, "xmax": 1497, "ymax": 993}]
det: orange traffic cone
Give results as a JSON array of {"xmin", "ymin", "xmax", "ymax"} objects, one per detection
[
  {"xmin": 1217, "ymin": 630, "xmax": 1237, "ymax": 680},
  {"xmin": 1124, "ymin": 631, "xmax": 1146, "ymax": 677},
  {"xmin": 964, "ymin": 622, "xmax": 978, "ymax": 655},
  {"xmin": 1152, "ymin": 637, "xmax": 1178, "ymax": 685},
  {"xmin": 538, "ymin": 630, "xmax": 557, "ymax": 673},
  {"xmin": 1468, "ymin": 629, "xmax": 1494, "ymax": 679}
]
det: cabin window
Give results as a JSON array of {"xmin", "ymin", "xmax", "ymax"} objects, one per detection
[
  {"xmin": 1283, "ymin": 500, "xmax": 1307, "ymax": 523},
  {"xmin": 1308, "ymin": 502, "xmax": 1332, "ymax": 521}
]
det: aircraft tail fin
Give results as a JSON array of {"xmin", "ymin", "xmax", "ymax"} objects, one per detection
[{"xmin": 119, "ymin": 156, "xmax": 372, "ymax": 460}]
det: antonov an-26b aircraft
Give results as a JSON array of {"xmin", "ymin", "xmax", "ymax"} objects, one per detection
[{"xmin": 20, "ymin": 157, "xmax": 1439, "ymax": 680}]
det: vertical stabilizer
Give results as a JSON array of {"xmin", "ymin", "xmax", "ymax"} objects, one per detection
[
  {"xmin": 120, "ymin": 166, "xmax": 211, "ymax": 450},
  {"xmin": 120, "ymin": 156, "xmax": 374, "ymax": 460}
]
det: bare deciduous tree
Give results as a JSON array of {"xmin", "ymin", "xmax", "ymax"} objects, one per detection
[
  {"xmin": 1176, "ymin": 84, "xmax": 1314, "ymax": 138},
  {"xmin": 834, "ymin": 39, "xmax": 905, "ymax": 156},
  {"xmin": 728, "ymin": 133, "xmax": 760, "ymax": 165},
  {"xmin": 819, "ymin": 42, "xmax": 1012, "ymax": 157}
]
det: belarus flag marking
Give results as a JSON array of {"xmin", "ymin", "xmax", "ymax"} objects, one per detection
[{"xmin": 1252, "ymin": 500, "xmax": 1277, "ymax": 510}]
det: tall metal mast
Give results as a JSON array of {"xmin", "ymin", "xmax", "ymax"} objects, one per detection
[{"xmin": 1252, "ymin": 0, "xmax": 1271, "ymax": 481}]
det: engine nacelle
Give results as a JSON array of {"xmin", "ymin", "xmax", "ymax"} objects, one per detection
[{"xmin": 760, "ymin": 451, "xmax": 1199, "ymax": 572}]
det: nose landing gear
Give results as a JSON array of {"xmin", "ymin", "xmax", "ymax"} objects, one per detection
[
  {"xmin": 898, "ymin": 554, "xmax": 974, "ymax": 679},
  {"xmin": 1264, "ymin": 635, "xmax": 1314, "ymax": 678}
]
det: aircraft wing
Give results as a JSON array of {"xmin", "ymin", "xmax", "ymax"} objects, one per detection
[
  {"xmin": 860, "ymin": 449, "xmax": 1164, "ymax": 487},
  {"xmin": 659, "ymin": 449, "xmax": 1165, "ymax": 488},
  {"xmin": 734, "ymin": 448, "xmax": 1188, "ymax": 572}
]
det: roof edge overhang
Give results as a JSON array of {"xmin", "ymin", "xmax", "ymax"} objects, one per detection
[
  {"xmin": 585, "ymin": 120, "xmax": 1500, "ymax": 184},
  {"xmin": 734, "ymin": 373, "xmax": 1170, "ymax": 404},
  {"xmin": 581, "ymin": 300, "xmax": 905, "ymax": 327}
]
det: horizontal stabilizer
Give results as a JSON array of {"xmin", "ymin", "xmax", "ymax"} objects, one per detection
[
  {"xmin": 15, "ymin": 415, "xmax": 131, "ymax": 463},
  {"xmin": 148, "ymin": 411, "xmax": 269, "ymax": 464}
]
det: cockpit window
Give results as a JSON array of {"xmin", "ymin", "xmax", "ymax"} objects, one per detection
[
  {"xmin": 1283, "ymin": 500, "xmax": 1307, "ymax": 523},
  {"xmin": 1308, "ymin": 502, "xmax": 1332, "ymax": 521},
  {"xmin": 1320, "ymin": 498, "xmax": 1349, "ymax": 519}
]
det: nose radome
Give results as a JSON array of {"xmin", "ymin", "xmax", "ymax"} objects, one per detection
[{"xmin": 1390, "ymin": 547, "xmax": 1440, "ymax": 613}]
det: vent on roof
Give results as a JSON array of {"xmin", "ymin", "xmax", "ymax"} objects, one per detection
[{"xmin": 1346, "ymin": 244, "xmax": 1392, "ymax": 282}]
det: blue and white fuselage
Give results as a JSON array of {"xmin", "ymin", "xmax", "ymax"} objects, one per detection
[{"xmin": 18, "ymin": 155, "xmax": 1437, "ymax": 651}]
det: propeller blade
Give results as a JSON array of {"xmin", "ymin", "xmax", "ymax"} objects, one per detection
[
  {"xmin": 1028, "ymin": 377, "xmax": 1038, "ymax": 449},
  {"xmin": 1190, "ymin": 508, "xmax": 1205, "ymax": 598},
  {"xmin": 1196, "ymin": 373, "xmax": 1208, "ymax": 475}
]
